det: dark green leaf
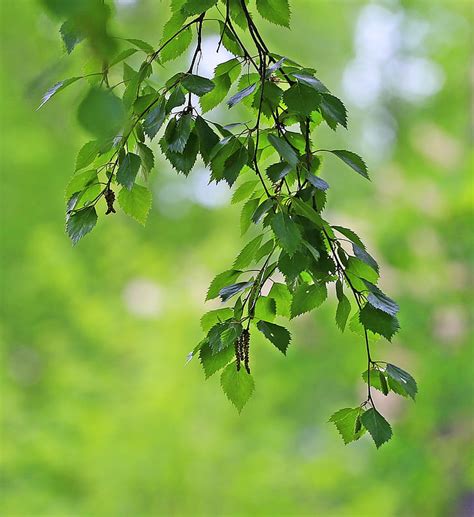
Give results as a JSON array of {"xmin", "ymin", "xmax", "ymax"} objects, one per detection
[
  {"xmin": 257, "ymin": 321, "xmax": 291, "ymax": 354},
  {"xmin": 165, "ymin": 114, "xmax": 194, "ymax": 153},
  {"xmin": 228, "ymin": 83, "xmax": 257, "ymax": 108},
  {"xmin": 363, "ymin": 281, "xmax": 399, "ymax": 316},
  {"xmin": 252, "ymin": 198, "xmax": 275, "ymax": 224},
  {"xmin": 219, "ymin": 281, "xmax": 254, "ymax": 302},
  {"xmin": 195, "ymin": 116, "xmax": 219, "ymax": 164},
  {"xmin": 60, "ymin": 19, "xmax": 82, "ymax": 54},
  {"xmin": 182, "ymin": 74, "xmax": 215, "ymax": 96},
  {"xmin": 291, "ymin": 198, "xmax": 324, "ymax": 228},
  {"xmin": 271, "ymin": 212, "xmax": 302, "ymax": 255},
  {"xmin": 292, "ymin": 72, "xmax": 328, "ymax": 93},
  {"xmin": 335, "ymin": 292, "xmax": 351, "ymax": 332},
  {"xmin": 353, "ymin": 244, "xmax": 379, "ymax": 273},
  {"xmin": 320, "ymin": 93, "xmax": 347, "ymax": 129},
  {"xmin": 360, "ymin": 408, "xmax": 392, "ymax": 448},
  {"xmin": 359, "ymin": 304, "xmax": 400, "ymax": 341},
  {"xmin": 283, "ymin": 83, "xmax": 321, "ymax": 116},
  {"xmin": 330, "ymin": 150, "xmax": 369, "ymax": 180},
  {"xmin": 385, "ymin": 364, "xmax": 418, "ymax": 400},
  {"xmin": 143, "ymin": 97, "xmax": 166, "ymax": 139},
  {"xmin": 66, "ymin": 206, "xmax": 97, "ymax": 245},
  {"xmin": 116, "ymin": 152, "xmax": 141, "ymax": 190},
  {"xmin": 267, "ymin": 134, "xmax": 299, "ymax": 167},
  {"xmin": 266, "ymin": 162, "xmax": 292, "ymax": 183},
  {"xmin": 182, "ymin": 0, "xmax": 217, "ymax": 15},
  {"xmin": 199, "ymin": 341, "xmax": 235, "ymax": 378},
  {"xmin": 291, "ymin": 282, "xmax": 327, "ymax": 318}
]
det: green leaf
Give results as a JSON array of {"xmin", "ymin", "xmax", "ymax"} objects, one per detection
[
  {"xmin": 241, "ymin": 198, "xmax": 260, "ymax": 235},
  {"xmin": 291, "ymin": 198, "xmax": 324, "ymax": 229},
  {"xmin": 228, "ymin": 83, "xmax": 257, "ymax": 108},
  {"xmin": 256, "ymin": 0, "xmax": 291, "ymax": 27},
  {"xmin": 65, "ymin": 169, "xmax": 99, "ymax": 199},
  {"xmin": 233, "ymin": 235, "xmax": 264, "ymax": 269},
  {"xmin": 77, "ymin": 87, "xmax": 124, "ymax": 139},
  {"xmin": 278, "ymin": 250, "xmax": 309, "ymax": 282},
  {"xmin": 283, "ymin": 83, "xmax": 321, "ymax": 116},
  {"xmin": 206, "ymin": 269, "xmax": 241, "ymax": 300},
  {"xmin": 223, "ymin": 145, "xmax": 248, "ymax": 186},
  {"xmin": 200, "ymin": 308, "xmax": 234, "ymax": 332},
  {"xmin": 268, "ymin": 282, "xmax": 292, "ymax": 318},
  {"xmin": 385, "ymin": 364, "xmax": 418, "ymax": 400},
  {"xmin": 271, "ymin": 212, "xmax": 302, "ymax": 256},
  {"xmin": 362, "ymin": 368, "xmax": 387, "ymax": 394},
  {"xmin": 125, "ymin": 38, "xmax": 154, "ymax": 53},
  {"xmin": 200, "ymin": 74, "xmax": 231, "ymax": 113},
  {"xmin": 161, "ymin": 131, "xmax": 199, "ymax": 175},
  {"xmin": 266, "ymin": 162, "xmax": 292, "ymax": 183},
  {"xmin": 359, "ymin": 304, "xmax": 400, "ymax": 341},
  {"xmin": 137, "ymin": 142, "xmax": 155, "ymax": 174},
  {"xmin": 182, "ymin": 74, "xmax": 215, "ymax": 96},
  {"xmin": 360, "ymin": 408, "xmax": 392, "ymax": 448},
  {"xmin": 37, "ymin": 77, "xmax": 81, "ymax": 110},
  {"xmin": 306, "ymin": 173, "xmax": 329, "ymax": 192},
  {"xmin": 60, "ymin": 19, "xmax": 83, "ymax": 54},
  {"xmin": 219, "ymin": 281, "xmax": 253, "ymax": 302},
  {"xmin": 159, "ymin": 12, "xmax": 193, "ymax": 62},
  {"xmin": 267, "ymin": 134, "xmax": 299, "ymax": 167},
  {"xmin": 353, "ymin": 244, "xmax": 379, "ymax": 273},
  {"xmin": 75, "ymin": 141, "xmax": 101, "ymax": 171},
  {"xmin": 220, "ymin": 362, "xmax": 255, "ymax": 413},
  {"xmin": 231, "ymin": 180, "xmax": 259, "ymax": 204},
  {"xmin": 255, "ymin": 238, "xmax": 275, "ymax": 262},
  {"xmin": 116, "ymin": 153, "xmax": 141, "ymax": 190},
  {"xmin": 330, "ymin": 150, "xmax": 369, "ymax": 180},
  {"xmin": 257, "ymin": 320, "xmax": 291, "ymax": 354},
  {"xmin": 254, "ymin": 297, "xmax": 276, "ymax": 322},
  {"xmin": 291, "ymin": 282, "xmax": 327, "ymax": 318},
  {"xmin": 292, "ymin": 72, "xmax": 328, "ymax": 93},
  {"xmin": 195, "ymin": 116, "xmax": 219, "ymax": 164},
  {"xmin": 165, "ymin": 114, "xmax": 194, "ymax": 153},
  {"xmin": 335, "ymin": 292, "xmax": 351, "ymax": 332},
  {"xmin": 66, "ymin": 206, "xmax": 97, "ymax": 245},
  {"xmin": 363, "ymin": 281, "xmax": 399, "ymax": 316},
  {"xmin": 143, "ymin": 97, "xmax": 167, "ymax": 139},
  {"xmin": 252, "ymin": 198, "xmax": 275, "ymax": 224},
  {"xmin": 182, "ymin": 0, "xmax": 217, "ymax": 15},
  {"xmin": 332, "ymin": 225, "xmax": 366, "ymax": 249},
  {"xmin": 319, "ymin": 93, "xmax": 347, "ymax": 129},
  {"xmin": 379, "ymin": 371, "xmax": 390, "ymax": 395},
  {"xmin": 329, "ymin": 408, "xmax": 365, "ymax": 445},
  {"xmin": 199, "ymin": 341, "xmax": 235, "ymax": 379},
  {"xmin": 118, "ymin": 184, "xmax": 152, "ymax": 225},
  {"xmin": 166, "ymin": 86, "xmax": 186, "ymax": 113}
]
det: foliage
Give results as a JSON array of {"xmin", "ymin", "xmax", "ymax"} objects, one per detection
[{"xmin": 38, "ymin": 0, "xmax": 419, "ymax": 447}]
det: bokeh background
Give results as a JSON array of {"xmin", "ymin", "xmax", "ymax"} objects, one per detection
[{"xmin": 1, "ymin": 0, "xmax": 473, "ymax": 515}]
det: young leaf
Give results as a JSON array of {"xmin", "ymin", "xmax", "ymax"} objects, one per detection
[
  {"xmin": 231, "ymin": 180, "xmax": 259, "ymax": 204},
  {"xmin": 267, "ymin": 134, "xmax": 299, "ymax": 167},
  {"xmin": 271, "ymin": 212, "xmax": 302, "ymax": 256},
  {"xmin": 254, "ymin": 297, "xmax": 276, "ymax": 322},
  {"xmin": 60, "ymin": 19, "xmax": 83, "ymax": 54},
  {"xmin": 291, "ymin": 282, "xmax": 327, "ymax": 318},
  {"xmin": 206, "ymin": 270, "xmax": 241, "ymax": 300},
  {"xmin": 330, "ymin": 150, "xmax": 369, "ymax": 180},
  {"xmin": 257, "ymin": 320, "xmax": 291, "ymax": 355},
  {"xmin": 360, "ymin": 408, "xmax": 392, "ymax": 448},
  {"xmin": 256, "ymin": 0, "xmax": 291, "ymax": 27},
  {"xmin": 385, "ymin": 364, "xmax": 418, "ymax": 400},
  {"xmin": 118, "ymin": 184, "xmax": 152, "ymax": 225},
  {"xmin": 66, "ymin": 206, "xmax": 98, "ymax": 245},
  {"xmin": 65, "ymin": 169, "xmax": 99, "ymax": 199},
  {"xmin": 75, "ymin": 141, "xmax": 101, "ymax": 171},
  {"xmin": 117, "ymin": 153, "xmax": 141, "ymax": 190},
  {"xmin": 233, "ymin": 235, "xmax": 264, "ymax": 269},
  {"xmin": 329, "ymin": 408, "xmax": 365, "ymax": 445},
  {"xmin": 359, "ymin": 304, "xmax": 400, "ymax": 341},
  {"xmin": 220, "ymin": 362, "xmax": 255, "ymax": 413}
]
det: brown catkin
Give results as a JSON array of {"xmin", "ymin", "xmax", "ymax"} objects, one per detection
[
  {"xmin": 242, "ymin": 329, "xmax": 250, "ymax": 374},
  {"xmin": 235, "ymin": 336, "xmax": 241, "ymax": 371}
]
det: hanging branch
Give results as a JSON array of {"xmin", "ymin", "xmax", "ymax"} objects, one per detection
[{"xmin": 38, "ymin": 0, "xmax": 417, "ymax": 448}]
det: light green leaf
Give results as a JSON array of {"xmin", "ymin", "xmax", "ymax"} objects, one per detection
[
  {"xmin": 65, "ymin": 169, "xmax": 99, "ymax": 199},
  {"xmin": 241, "ymin": 197, "xmax": 260, "ymax": 235},
  {"xmin": 182, "ymin": 0, "xmax": 217, "ymax": 15},
  {"xmin": 336, "ymin": 293, "xmax": 351, "ymax": 332},
  {"xmin": 199, "ymin": 341, "xmax": 235, "ymax": 379},
  {"xmin": 256, "ymin": 0, "xmax": 291, "ymax": 27},
  {"xmin": 118, "ymin": 184, "xmax": 152, "ymax": 225},
  {"xmin": 231, "ymin": 180, "xmax": 259, "ymax": 204},
  {"xmin": 332, "ymin": 225, "xmax": 366, "ymax": 249},
  {"xmin": 329, "ymin": 408, "xmax": 365, "ymax": 445},
  {"xmin": 77, "ymin": 87, "xmax": 124, "ymax": 138},
  {"xmin": 233, "ymin": 234, "xmax": 264, "ymax": 269},
  {"xmin": 75, "ymin": 140, "xmax": 101, "ymax": 171},
  {"xmin": 360, "ymin": 408, "xmax": 392, "ymax": 448},
  {"xmin": 220, "ymin": 362, "xmax": 255, "ymax": 413},
  {"xmin": 206, "ymin": 269, "xmax": 241, "ymax": 300},
  {"xmin": 291, "ymin": 198, "xmax": 324, "ymax": 229},
  {"xmin": 125, "ymin": 38, "xmax": 154, "ymax": 53},
  {"xmin": 200, "ymin": 308, "xmax": 234, "ymax": 332},
  {"xmin": 268, "ymin": 282, "xmax": 292, "ymax": 318},
  {"xmin": 254, "ymin": 297, "xmax": 277, "ymax": 322}
]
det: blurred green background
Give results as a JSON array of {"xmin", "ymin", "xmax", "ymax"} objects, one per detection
[{"xmin": 1, "ymin": 0, "xmax": 473, "ymax": 515}]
